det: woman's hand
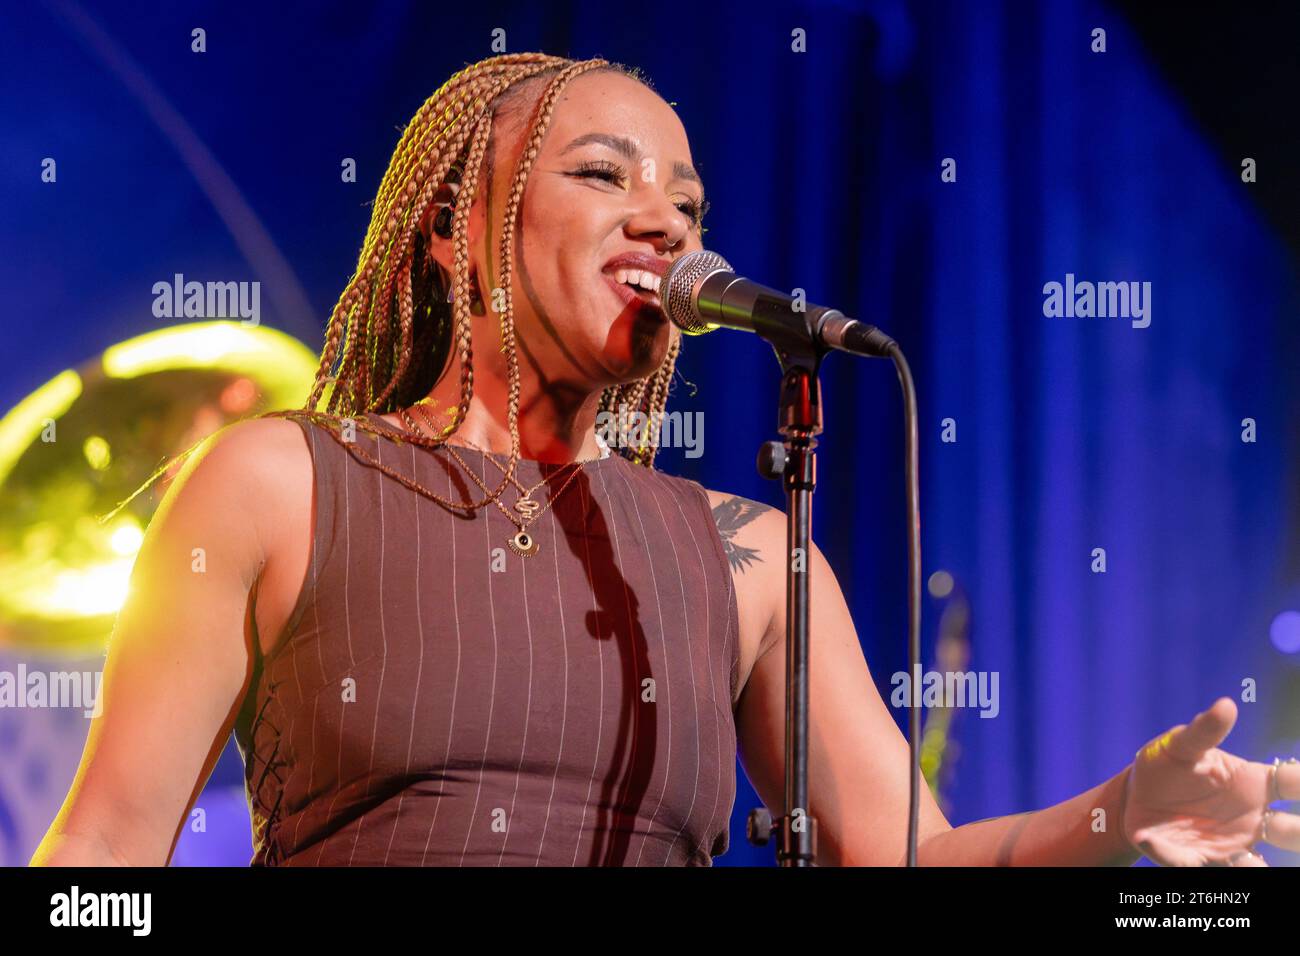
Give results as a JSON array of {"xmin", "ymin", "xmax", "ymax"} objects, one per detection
[{"xmin": 1122, "ymin": 697, "xmax": 1300, "ymax": 866}]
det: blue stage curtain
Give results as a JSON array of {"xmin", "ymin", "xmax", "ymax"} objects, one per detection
[
  {"xmin": 640, "ymin": 0, "xmax": 1299, "ymax": 863},
  {"xmin": 4, "ymin": 0, "xmax": 1296, "ymax": 866}
]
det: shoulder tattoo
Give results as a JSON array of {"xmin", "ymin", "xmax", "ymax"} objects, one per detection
[{"xmin": 711, "ymin": 496, "xmax": 771, "ymax": 574}]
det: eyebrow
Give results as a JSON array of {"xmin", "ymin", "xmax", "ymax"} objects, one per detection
[{"xmin": 560, "ymin": 132, "xmax": 704, "ymax": 189}]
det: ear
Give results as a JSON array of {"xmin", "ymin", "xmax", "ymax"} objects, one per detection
[{"xmin": 417, "ymin": 173, "xmax": 489, "ymax": 285}]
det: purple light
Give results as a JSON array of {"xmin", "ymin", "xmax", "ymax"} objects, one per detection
[{"xmin": 1269, "ymin": 611, "xmax": 1300, "ymax": 654}]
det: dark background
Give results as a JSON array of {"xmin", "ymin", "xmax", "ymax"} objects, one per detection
[{"xmin": 1, "ymin": 0, "xmax": 1297, "ymax": 866}]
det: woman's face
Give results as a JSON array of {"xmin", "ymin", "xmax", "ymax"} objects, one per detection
[{"xmin": 445, "ymin": 70, "xmax": 708, "ymax": 390}]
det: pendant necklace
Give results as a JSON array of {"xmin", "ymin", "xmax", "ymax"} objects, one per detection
[{"xmin": 398, "ymin": 403, "xmax": 591, "ymax": 558}]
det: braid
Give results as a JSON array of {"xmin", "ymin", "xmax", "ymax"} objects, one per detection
[
  {"xmin": 610, "ymin": 333, "xmax": 680, "ymax": 467},
  {"xmin": 490, "ymin": 58, "xmax": 611, "ymax": 487},
  {"xmin": 641, "ymin": 336, "xmax": 680, "ymax": 463},
  {"xmin": 102, "ymin": 53, "xmax": 684, "ymax": 525}
]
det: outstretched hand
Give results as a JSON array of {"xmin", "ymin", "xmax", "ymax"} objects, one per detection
[{"xmin": 1122, "ymin": 697, "xmax": 1299, "ymax": 866}]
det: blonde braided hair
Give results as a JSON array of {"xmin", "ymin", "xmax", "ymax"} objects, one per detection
[{"xmin": 106, "ymin": 53, "xmax": 686, "ymax": 523}]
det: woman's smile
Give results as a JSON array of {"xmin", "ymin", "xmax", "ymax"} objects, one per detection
[
  {"xmin": 601, "ymin": 250, "xmax": 669, "ymax": 318},
  {"xmin": 603, "ymin": 272, "xmax": 663, "ymax": 314}
]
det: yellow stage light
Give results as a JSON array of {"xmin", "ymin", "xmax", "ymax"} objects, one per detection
[{"xmin": 0, "ymin": 321, "xmax": 319, "ymax": 653}]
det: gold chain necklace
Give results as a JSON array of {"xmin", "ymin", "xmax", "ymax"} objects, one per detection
[
  {"xmin": 399, "ymin": 403, "xmax": 589, "ymax": 558},
  {"xmin": 404, "ymin": 402, "xmax": 574, "ymax": 506}
]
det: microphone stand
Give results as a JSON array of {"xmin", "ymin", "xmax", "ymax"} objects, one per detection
[
  {"xmin": 747, "ymin": 338, "xmax": 823, "ymax": 867},
  {"xmin": 744, "ymin": 333, "xmax": 924, "ymax": 869},
  {"xmin": 670, "ymin": 252, "xmax": 922, "ymax": 868}
]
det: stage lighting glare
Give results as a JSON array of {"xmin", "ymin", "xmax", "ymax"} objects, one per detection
[
  {"xmin": 1269, "ymin": 610, "xmax": 1300, "ymax": 654},
  {"xmin": 109, "ymin": 521, "xmax": 144, "ymax": 556},
  {"xmin": 220, "ymin": 377, "xmax": 258, "ymax": 413},
  {"xmin": 50, "ymin": 559, "xmax": 135, "ymax": 616},
  {"xmin": 0, "ymin": 369, "xmax": 82, "ymax": 486},
  {"xmin": 7, "ymin": 556, "xmax": 135, "ymax": 619},
  {"xmin": 0, "ymin": 321, "xmax": 319, "ymax": 651},
  {"xmin": 101, "ymin": 321, "xmax": 318, "ymax": 395},
  {"xmin": 83, "ymin": 435, "xmax": 112, "ymax": 471},
  {"xmin": 928, "ymin": 570, "xmax": 955, "ymax": 599}
]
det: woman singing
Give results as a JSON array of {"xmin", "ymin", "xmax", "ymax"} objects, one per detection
[{"xmin": 31, "ymin": 53, "xmax": 1299, "ymax": 867}]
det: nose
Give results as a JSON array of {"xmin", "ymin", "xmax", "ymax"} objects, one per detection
[{"xmin": 625, "ymin": 191, "xmax": 691, "ymax": 254}]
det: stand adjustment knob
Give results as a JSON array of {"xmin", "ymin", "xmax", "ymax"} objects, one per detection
[
  {"xmin": 757, "ymin": 441, "xmax": 786, "ymax": 479},
  {"xmin": 746, "ymin": 806, "xmax": 774, "ymax": 846}
]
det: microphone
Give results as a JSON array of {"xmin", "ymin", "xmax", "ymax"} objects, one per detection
[{"xmin": 659, "ymin": 250, "xmax": 896, "ymax": 359}]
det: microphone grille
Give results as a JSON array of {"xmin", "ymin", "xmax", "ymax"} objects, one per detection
[{"xmin": 660, "ymin": 250, "xmax": 733, "ymax": 334}]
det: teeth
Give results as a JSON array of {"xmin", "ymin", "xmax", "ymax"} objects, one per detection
[{"xmin": 610, "ymin": 266, "xmax": 659, "ymax": 294}]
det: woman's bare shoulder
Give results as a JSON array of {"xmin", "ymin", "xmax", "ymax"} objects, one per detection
[
  {"xmin": 153, "ymin": 414, "xmax": 314, "ymax": 570},
  {"xmin": 176, "ymin": 415, "xmax": 316, "ymax": 656},
  {"xmin": 696, "ymin": 488, "xmax": 789, "ymax": 702},
  {"xmin": 180, "ymin": 414, "xmax": 313, "ymax": 504},
  {"xmin": 210, "ymin": 413, "xmax": 313, "ymax": 456},
  {"xmin": 700, "ymin": 487, "xmax": 784, "ymax": 576}
]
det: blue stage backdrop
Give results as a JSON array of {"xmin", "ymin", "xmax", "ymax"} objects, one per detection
[{"xmin": 1, "ymin": 0, "xmax": 1296, "ymax": 866}]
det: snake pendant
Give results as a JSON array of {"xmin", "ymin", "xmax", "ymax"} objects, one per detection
[{"xmin": 509, "ymin": 498, "xmax": 541, "ymax": 555}]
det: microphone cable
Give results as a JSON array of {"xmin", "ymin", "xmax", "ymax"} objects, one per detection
[{"xmin": 885, "ymin": 341, "xmax": 923, "ymax": 867}]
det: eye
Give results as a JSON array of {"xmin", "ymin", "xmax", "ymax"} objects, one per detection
[
  {"xmin": 676, "ymin": 197, "xmax": 711, "ymax": 229},
  {"xmin": 570, "ymin": 159, "xmax": 711, "ymax": 230},
  {"xmin": 568, "ymin": 159, "xmax": 627, "ymax": 186}
]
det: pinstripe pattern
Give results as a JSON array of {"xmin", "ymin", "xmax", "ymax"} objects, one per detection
[
  {"xmin": 235, "ymin": 411, "xmax": 739, "ymax": 866},
  {"xmin": 568, "ymin": 477, "xmax": 607, "ymax": 866},
  {"xmin": 381, "ymin": 442, "xmax": 424, "ymax": 864}
]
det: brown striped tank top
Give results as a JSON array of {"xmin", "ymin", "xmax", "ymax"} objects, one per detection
[{"xmin": 233, "ymin": 410, "xmax": 740, "ymax": 866}]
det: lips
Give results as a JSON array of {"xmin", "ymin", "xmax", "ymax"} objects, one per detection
[
  {"xmin": 601, "ymin": 252, "xmax": 670, "ymax": 317},
  {"xmin": 604, "ymin": 272, "xmax": 663, "ymax": 312}
]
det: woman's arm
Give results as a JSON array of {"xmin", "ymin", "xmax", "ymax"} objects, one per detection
[
  {"xmin": 726, "ymin": 497, "xmax": 1295, "ymax": 866},
  {"xmin": 725, "ymin": 494, "xmax": 1141, "ymax": 866},
  {"xmin": 726, "ymin": 495, "xmax": 952, "ymax": 865},
  {"xmin": 30, "ymin": 417, "xmax": 304, "ymax": 866},
  {"xmin": 913, "ymin": 766, "xmax": 1138, "ymax": 866}
]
